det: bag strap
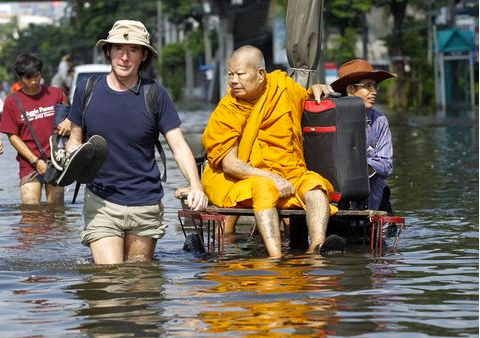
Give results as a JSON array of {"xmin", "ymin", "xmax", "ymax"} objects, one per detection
[
  {"xmin": 72, "ymin": 76, "xmax": 101, "ymax": 204},
  {"xmin": 144, "ymin": 80, "xmax": 167, "ymax": 182},
  {"xmin": 13, "ymin": 92, "xmax": 48, "ymax": 161},
  {"xmin": 80, "ymin": 76, "xmax": 101, "ymax": 142}
]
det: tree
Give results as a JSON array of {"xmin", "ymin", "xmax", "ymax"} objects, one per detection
[
  {"xmin": 323, "ymin": 27, "xmax": 358, "ymax": 66},
  {"xmin": 323, "ymin": 0, "xmax": 439, "ymax": 110},
  {"xmin": 161, "ymin": 0, "xmax": 210, "ymax": 100},
  {"xmin": 161, "ymin": 43, "xmax": 185, "ymax": 101},
  {"xmin": 0, "ymin": 18, "xmax": 78, "ymax": 83},
  {"xmin": 323, "ymin": 0, "xmax": 374, "ymax": 65},
  {"xmin": 0, "ymin": 1, "xmax": 160, "ymax": 84},
  {"xmin": 161, "ymin": 0, "xmax": 203, "ymax": 25},
  {"xmin": 380, "ymin": 0, "xmax": 437, "ymax": 111}
]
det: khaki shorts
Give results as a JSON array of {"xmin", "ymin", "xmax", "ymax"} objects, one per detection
[
  {"xmin": 20, "ymin": 171, "xmax": 45, "ymax": 186},
  {"xmin": 81, "ymin": 189, "xmax": 166, "ymax": 246}
]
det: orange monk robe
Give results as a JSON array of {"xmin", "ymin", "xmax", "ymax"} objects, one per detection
[{"xmin": 202, "ymin": 70, "xmax": 337, "ymax": 214}]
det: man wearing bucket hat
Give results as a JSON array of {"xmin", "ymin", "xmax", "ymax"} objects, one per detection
[
  {"xmin": 330, "ymin": 59, "xmax": 396, "ymax": 214},
  {"xmin": 66, "ymin": 20, "xmax": 208, "ymax": 264}
]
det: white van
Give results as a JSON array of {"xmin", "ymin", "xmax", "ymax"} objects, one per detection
[{"xmin": 69, "ymin": 64, "xmax": 111, "ymax": 103}]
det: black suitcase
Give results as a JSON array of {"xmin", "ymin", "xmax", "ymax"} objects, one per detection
[{"xmin": 302, "ymin": 97, "xmax": 370, "ymax": 203}]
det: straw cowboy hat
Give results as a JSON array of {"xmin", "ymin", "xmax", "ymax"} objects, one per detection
[
  {"xmin": 330, "ymin": 59, "xmax": 396, "ymax": 95},
  {"xmin": 96, "ymin": 20, "xmax": 158, "ymax": 55}
]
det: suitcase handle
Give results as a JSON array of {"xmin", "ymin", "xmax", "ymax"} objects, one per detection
[
  {"xmin": 328, "ymin": 92, "xmax": 341, "ymax": 98},
  {"xmin": 302, "ymin": 126, "xmax": 336, "ymax": 133},
  {"xmin": 305, "ymin": 99, "xmax": 335, "ymax": 113}
]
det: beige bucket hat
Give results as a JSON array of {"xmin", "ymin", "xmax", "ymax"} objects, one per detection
[{"xmin": 96, "ymin": 20, "xmax": 158, "ymax": 55}]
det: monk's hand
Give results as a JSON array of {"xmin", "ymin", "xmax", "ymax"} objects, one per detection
[
  {"xmin": 270, "ymin": 175, "xmax": 295, "ymax": 198},
  {"xmin": 311, "ymin": 84, "xmax": 334, "ymax": 103},
  {"xmin": 187, "ymin": 186, "xmax": 209, "ymax": 211}
]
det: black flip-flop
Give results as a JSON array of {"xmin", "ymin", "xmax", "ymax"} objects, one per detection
[
  {"xmin": 56, "ymin": 143, "xmax": 96, "ymax": 186},
  {"xmin": 317, "ymin": 234, "xmax": 346, "ymax": 255},
  {"xmin": 76, "ymin": 135, "xmax": 109, "ymax": 184}
]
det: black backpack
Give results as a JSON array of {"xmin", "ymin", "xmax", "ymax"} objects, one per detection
[{"xmin": 71, "ymin": 76, "xmax": 167, "ymax": 203}]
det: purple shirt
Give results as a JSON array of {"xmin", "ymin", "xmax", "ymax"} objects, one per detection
[{"xmin": 366, "ymin": 108, "xmax": 393, "ymax": 210}]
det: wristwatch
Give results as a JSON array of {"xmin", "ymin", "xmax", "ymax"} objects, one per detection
[{"xmin": 31, "ymin": 158, "xmax": 40, "ymax": 168}]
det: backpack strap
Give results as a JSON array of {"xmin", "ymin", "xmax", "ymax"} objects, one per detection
[
  {"xmin": 80, "ymin": 76, "xmax": 101, "ymax": 142},
  {"xmin": 14, "ymin": 92, "xmax": 49, "ymax": 162},
  {"xmin": 72, "ymin": 76, "xmax": 101, "ymax": 204},
  {"xmin": 144, "ymin": 80, "xmax": 167, "ymax": 182}
]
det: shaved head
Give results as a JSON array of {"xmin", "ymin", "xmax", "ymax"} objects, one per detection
[
  {"xmin": 227, "ymin": 45, "xmax": 267, "ymax": 101},
  {"xmin": 230, "ymin": 45, "xmax": 266, "ymax": 71}
]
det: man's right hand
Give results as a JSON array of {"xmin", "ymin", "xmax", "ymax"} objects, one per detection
[{"xmin": 65, "ymin": 123, "xmax": 83, "ymax": 157}]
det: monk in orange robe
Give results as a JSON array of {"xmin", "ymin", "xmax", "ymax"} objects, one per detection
[{"xmin": 202, "ymin": 45, "xmax": 344, "ymax": 257}]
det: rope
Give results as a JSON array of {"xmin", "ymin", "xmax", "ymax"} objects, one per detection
[{"xmin": 289, "ymin": 67, "xmax": 317, "ymax": 72}]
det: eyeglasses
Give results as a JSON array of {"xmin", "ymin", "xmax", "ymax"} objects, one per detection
[{"xmin": 353, "ymin": 82, "xmax": 380, "ymax": 92}]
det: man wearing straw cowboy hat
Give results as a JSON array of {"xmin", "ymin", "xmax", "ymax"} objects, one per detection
[
  {"xmin": 330, "ymin": 59, "xmax": 397, "ymax": 214},
  {"xmin": 66, "ymin": 20, "xmax": 208, "ymax": 264}
]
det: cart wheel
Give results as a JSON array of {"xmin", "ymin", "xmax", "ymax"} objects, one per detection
[{"xmin": 183, "ymin": 233, "xmax": 205, "ymax": 254}]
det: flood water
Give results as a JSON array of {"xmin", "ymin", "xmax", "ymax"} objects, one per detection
[{"xmin": 0, "ymin": 109, "xmax": 478, "ymax": 337}]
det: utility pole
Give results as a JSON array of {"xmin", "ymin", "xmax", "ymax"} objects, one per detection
[
  {"xmin": 427, "ymin": 1, "xmax": 433, "ymax": 65},
  {"xmin": 156, "ymin": 0, "xmax": 163, "ymax": 82},
  {"xmin": 447, "ymin": 0, "xmax": 456, "ymax": 27},
  {"xmin": 202, "ymin": 2, "xmax": 213, "ymax": 65},
  {"xmin": 361, "ymin": 12, "xmax": 368, "ymax": 60}
]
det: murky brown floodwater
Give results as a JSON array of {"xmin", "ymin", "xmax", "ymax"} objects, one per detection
[{"xmin": 0, "ymin": 109, "xmax": 478, "ymax": 337}]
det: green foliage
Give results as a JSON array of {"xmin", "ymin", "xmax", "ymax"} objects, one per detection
[
  {"xmin": 0, "ymin": 18, "xmax": 78, "ymax": 83},
  {"xmin": 275, "ymin": 0, "xmax": 288, "ymax": 15},
  {"xmin": 322, "ymin": 0, "xmax": 374, "ymax": 90},
  {"xmin": 324, "ymin": 27, "xmax": 358, "ymax": 66},
  {"xmin": 162, "ymin": 0, "xmax": 203, "ymax": 24},
  {"xmin": 324, "ymin": 0, "xmax": 373, "ymax": 33},
  {"xmin": 322, "ymin": 0, "xmax": 448, "ymax": 110},
  {"xmin": 0, "ymin": 0, "xmax": 160, "ymax": 85},
  {"xmin": 161, "ymin": 0, "xmax": 205, "ymax": 58},
  {"xmin": 0, "ymin": 20, "xmax": 18, "ymax": 82},
  {"xmin": 0, "ymin": 0, "xmax": 474, "ymax": 111},
  {"xmin": 161, "ymin": 43, "xmax": 185, "ymax": 101},
  {"xmin": 383, "ymin": 12, "xmax": 435, "ymax": 111},
  {"xmin": 184, "ymin": 28, "xmax": 204, "ymax": 59}
]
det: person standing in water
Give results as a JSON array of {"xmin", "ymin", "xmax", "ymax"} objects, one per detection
[{"xmin": 66, "ymin": 20, "xmax": 208, "ymax": 264}]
